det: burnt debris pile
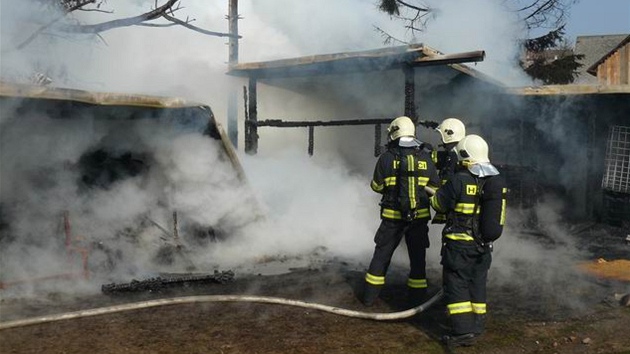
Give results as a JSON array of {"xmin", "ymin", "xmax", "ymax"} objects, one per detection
[{"xmin": 101, "ymin": 270, "xmax": 235, "ymax": 295}]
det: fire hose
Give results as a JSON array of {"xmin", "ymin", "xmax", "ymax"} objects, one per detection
[
  {"xmin": 0, "ymin": 289, "xmax": 444, "ymax": 330},
  {"xmin": 1, "ymin": 188, "xmax": 444, "ymax": 330}
]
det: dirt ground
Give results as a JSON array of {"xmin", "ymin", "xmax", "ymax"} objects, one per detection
[{"xmin": 1, "ymin": 224, "xmax": 630, "ymax": 354}]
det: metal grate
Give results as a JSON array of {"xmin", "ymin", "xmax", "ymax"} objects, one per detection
[{"xmin": 602, "ymin": 125, "xmax": 630, "ymax": 194}]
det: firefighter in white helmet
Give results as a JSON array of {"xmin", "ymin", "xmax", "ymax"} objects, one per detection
[
  {"xmin": 362, "ymin": 116, "xmax": 440, "ymax": 307},
  {"xmin": 432, "ymin": 118, "xmax": 466, "ymax": 224},
  {"xmin": 429, "ymin": 134, "xmax": 507, "ymax": 347}
]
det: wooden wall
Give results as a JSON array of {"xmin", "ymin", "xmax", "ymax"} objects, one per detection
[{"xmin": 596, "ymin": 41, "xmax": 630, "ymax": 85}]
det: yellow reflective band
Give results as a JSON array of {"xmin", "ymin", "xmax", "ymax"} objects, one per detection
[
  {"xmin": 393, "ymin": 160, "xmax": 399, "ymax": 169},
  {"xmin": 472, "ymin": 303, "xmax": 486, "ymax": 314},
  {"xmin": 431, "ymin": 151, "xmax": 438, "ymax": 164},
  {"xmin": 415, "ymin": 208, "xmax": 430, "ymax": 218},
  {"xmin": 441, "ymin": 179, "xmax": 448, "ymax": 186},
  {"xmin": 384, "ymin": 177, "xmax": 396, "ymax": 186},
  {"xmin": 382, "ymin": 208, "xmax": 430, "ymax": 220},
  {"xmin": 365, "ymin": 273, "xmax": 385, "ymax": 285},
  {"xmin": 382, "ymin": 208, "xmax": 402, "ymax": 219},
  {"xmin": 445, "ymin": 233, "xmax": 475, "ymax": 241},
  {"xmin": 407, "ymin": 155, "xmax": 417, "ymax": 209},
  {"xmin": 500, "ymin": 198, "xmax": 507, "ymax": 225},
  {"xmin": 433, "ymin": 213, "xmax": 446, "ymax": 221},
  {"xmin": 417, "ymin": 176, "xmax": 429, "ymax": 186},
  {"xmin": 371, "ymin": 180, "xmax": 384, "ymax": 192},
  {"xmin": 447, "ymin": 301, "xmax": 473, "ymax": 315},
  {"xmin": 430, "ymin": 196, "xmax": 441, "ymax": 211},
  {"xmin": 454, "ymin": 203, "xmax": 480, "ymax": 214},
  {"xmin": 407, "ymin": 278, "xmax": 427, "ymax": 288}
]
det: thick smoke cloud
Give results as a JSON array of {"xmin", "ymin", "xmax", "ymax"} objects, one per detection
[
  {"xmin": 0, "ymin": 0, "xmax": 614, "ymax": 316},
  {"xmin": 0, "ymin": 104, "xmax": 260, "ymax": 294}
]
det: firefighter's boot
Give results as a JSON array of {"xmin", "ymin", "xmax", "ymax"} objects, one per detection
[
  {"xmin": 442, "ymin": 333, "xmax": 477, "ymax": 348},
  {"xmin": 362, "ymin": 283, "xmax": 382, "ymax": 306},
  {"xmin": 407, "ymin": 287, "xmax": 427, "ymax": 308},
  {"xmin": 474, "ymin": 314, "xmax": 486, "ymax": 335}
]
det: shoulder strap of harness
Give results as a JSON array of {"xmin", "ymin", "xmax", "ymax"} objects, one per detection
[{"xmin": 471, "ymin": 177, "xmax": 487, "ymax": 245}]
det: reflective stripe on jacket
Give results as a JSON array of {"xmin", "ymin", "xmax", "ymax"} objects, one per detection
[
  {"xmin": 430, "ymin": 170, "xmax": 507, "ymax": 242},
  {"xmin": 371, "ymin": 145, "xmax": 440, "ymax": 221}
]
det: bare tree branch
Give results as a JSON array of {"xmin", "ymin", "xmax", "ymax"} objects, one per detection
[
  {"xmin": 162, "ymin": 13, "xmax": 240, "ymax": 38},
  {"xmin": 14, "ymin": 0, "xmax": 97, "ymax": 50},
  {"xmin": 377, "ymin": 1, "xmax": 432, "ymax": 41},
  {"xmin": 374, "ymin": 26, "xmax": 408, "ymax": 45},
  {"xmin": 76, "ymin": 8, "xmax": 114, "ymax": 14},
  {"xmin": 57, "ymin": 0, "xmax": 179, "ymax": 33},
  {"xmin": 13, "ymin": 0, "xmax": 238, "ymax": 52},
  {"xmin": 395, "ymin": 0, "xmax": 429, "ymax": 13},
  {"xmin": 377, "ymin": 0, "xmax": 582, "ymax": 84},
  {"xmin": 138, "ymin": 23, "xmax": 179, "ymax": 28}
]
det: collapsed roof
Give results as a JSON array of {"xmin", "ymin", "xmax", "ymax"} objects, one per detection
[
  {"xmin": 227, "ymin": 43, "xmax": 501, "ymax": 85},
  {"xmin": 0, "ymin": 81, "xmax": 246, "ymax": 180}
]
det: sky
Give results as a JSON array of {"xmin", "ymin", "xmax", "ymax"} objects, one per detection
[{"xmin": 564, "ymin": 0, "xmax": 630, "ymax": 41}]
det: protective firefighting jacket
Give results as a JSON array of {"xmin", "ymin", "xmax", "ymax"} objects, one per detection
[
  {"xmin": 430, "ymin": 169, "xmax": 507, "ymax": 243},
  {"xmin": 371, "ymin": 144, "xmax": 440, "ymax": 221}
]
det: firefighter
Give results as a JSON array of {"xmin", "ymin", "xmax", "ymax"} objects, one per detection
[
  {"xmin": 429, "ymin": 134, "xmax": 507, "ymax": 347},
  {"xmin": 432, "ymin": 117, "xmax": 466, "ymax": 224},
  {"xmin": 362, "ymin": 116, "xmax": 440, "ymax": 307}
]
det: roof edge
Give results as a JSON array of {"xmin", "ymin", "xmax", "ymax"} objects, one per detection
[
  {"xmin": 0, "ymin": 81, "xmax": 208, "ymax": 108},
  {"xmin": 507, "ymin": 84, "xmax": 630, "ymax": 95},
  {"xmin": 586, "ymin": 34, "xmax": 630, "ymax": 75}
]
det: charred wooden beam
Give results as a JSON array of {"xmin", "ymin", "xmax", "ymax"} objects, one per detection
[
  {"xmin": 245, "ymin": 77, "xmax": 258, "ymax": 155},
  {"xmin": 257, "ymin": 118, "xmax": 393, "ymax": 127},
  {"xmin": 403, "ymin": 64, "xmax": 416, "ymax": 120},
  {"xmin": 251, "ymin": 118, "xmax": 439, "ymax": 156},
  {"xmin": 101, "ymin": 271, "xmax": 235, "ymax": 295}
]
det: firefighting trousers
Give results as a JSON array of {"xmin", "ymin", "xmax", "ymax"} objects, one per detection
[
  {"xmin": 365, "ymin": 219, "xmax": 430, "ymax": 288},
  {"xmin": 441, "ymin": 241, "xmax": 492, "ymax": 335}
]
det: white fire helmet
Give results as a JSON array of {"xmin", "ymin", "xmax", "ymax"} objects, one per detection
[
  {"xmin": 436, "ymin": 118, "xmax": 466, "ymax": 144},
  {"xmin": 456, "ymin": 134, "xmax": 490, "ymax": 164},
  {"xmin": 387, "ymin": 116, "xmax": 415, "ymax": 141}
]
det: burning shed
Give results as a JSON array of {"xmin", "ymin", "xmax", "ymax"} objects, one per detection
[
  {"xmin": 226, "ymin": 43, "xmax": 629, "ymax": 226},
  {"xmin": 0, "ymin": 82, "xmax": 259, "ymax": 288},
  {"xmin": 226, "ymin": 43, "xmax": 493, "ymax": 156}
]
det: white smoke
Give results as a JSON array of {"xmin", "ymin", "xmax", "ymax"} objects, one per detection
[
  {"xmin": 0, "ymin": 0, "xmax": 607, "ymax": 315},
  {"xmin": 417, "ymin": 0, "xmax": 533, "ymax": 85}
]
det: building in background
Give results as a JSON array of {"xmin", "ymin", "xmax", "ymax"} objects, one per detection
[
  {"xmin": 587, "ymin": 35, "xmax": 630, "ymax": 85},
  {"xmin": 574, "ymin": 34, "xmax": 630, "ymax": 84}
]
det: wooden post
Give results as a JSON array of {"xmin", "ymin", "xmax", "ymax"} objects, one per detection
[
  {"xmin": 308, "ymin": 126, "xmax": 314, "ymax": 156},
  {"xmin": 227, "ymin": 0, "xmax": 239, "ymax": 148},
  {"xmin": 403, "ymin": 65, "xmax": 416, "ymax": 121},
  {"xmin": 374, "ymin": 124, "xmax": 382, "ymax": 157},
  {"xmin": 245, "ymin": 76, "xmax": 258, "ymax": 154}
]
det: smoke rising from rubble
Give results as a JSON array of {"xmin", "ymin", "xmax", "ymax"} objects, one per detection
[
  {"xmin": 0, "ymin": 105, "xmax": 259, "ymax": 294},
  {"xmin": 0, "ymin": 0, "xmax": 610, "ymax": 317}
]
